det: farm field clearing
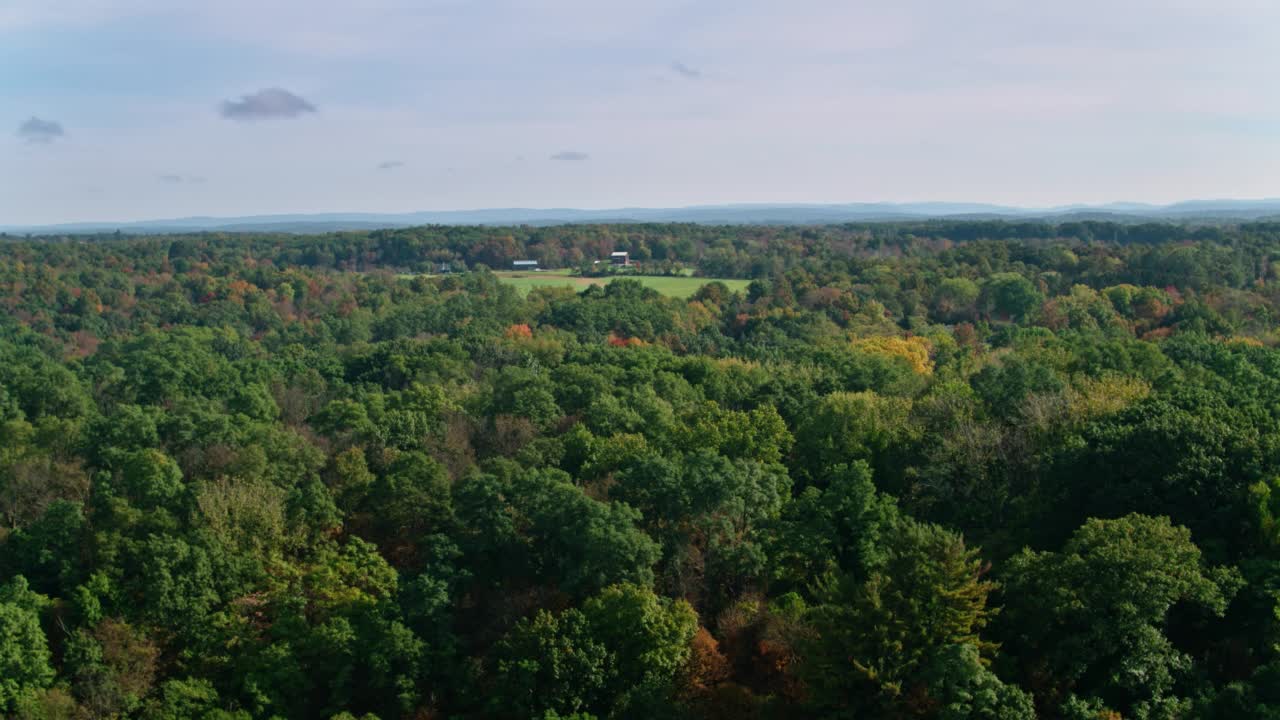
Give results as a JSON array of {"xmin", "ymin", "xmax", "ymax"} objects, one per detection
[{"xmin": 412, "ymin": 269, "xmax": 751, "ymax": 298}]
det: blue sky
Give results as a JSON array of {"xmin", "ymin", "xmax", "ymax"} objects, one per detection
[{"xmin": 4, "ymin": 0, "xmax": 1279, "ymax": 223}]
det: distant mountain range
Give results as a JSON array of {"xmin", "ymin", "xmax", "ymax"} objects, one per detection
[{"xmin": 6, "ymin": 200, "xmax": 1280, "ymax": 235}]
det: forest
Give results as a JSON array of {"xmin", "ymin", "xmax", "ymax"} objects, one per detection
[{"xmin": 4, "ymin": 220, "xmax": 1280, "ymax": 719}]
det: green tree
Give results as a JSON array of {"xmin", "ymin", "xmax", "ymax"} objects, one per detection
[
  {"xmin": 769, "ymin": 462, "xmax": 900, "ymax": 588},
  {"xmin": 793, "ymin": 392, "xmax": 917, "ymax": 490},
  {"xmin": 364, "ymin": 451, "xmax": 452, "ymax": 565},
  {"xmin": 918, "ymin": 644, "xmax": 1035, "ymax": 720},
  {"xmin": 0, "ymin": 577, "xmax": 55, "ymax": 713},
  {"xmin": 797, "ymin": 519, "xmax": 997, "ymax": 719},
  {"xmin": 488, "ymin": 609, "xmax": 610, "ymax": 719},
  {"xmin": 933, "ymin": 278, "xmax": 980, "ymax": 322},
  {"xmin": 65, "ymin": 619, "xmax": 160, "ymax": 719},
  {"xmin": 979, "ymin": 273, "xmax": 1043, "ymax": 321},
  {"xmin": 581, "ymin": 583, "xmax": 699, "ymax": 715},
  {"xmin": 515, "ymin": 468, "xmax": 661, "ymax": 598},
  {"xmin": 120, "ymin": 448, "xmax": 185, "ymax": 509},
  {"xmin": 998, "ymin": 514, "xmax": 1243, "ymax": 717},
  {"xmin": 141, "ymin": 677, "xmax": 252, "ymax": 719}
]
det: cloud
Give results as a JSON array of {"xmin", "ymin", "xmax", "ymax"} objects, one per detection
[
  {"xmin": 550, "ymin": 150, "xmax": 589, "ymax": 161},
  {"xmin": 219, "ymin": 87, "xmax": 316, "ymax": 121},
  {"xmin": 17, "ymin": 116, "xmax": 65, "ymax": 143},
  {"xmin": 158, "ymin": 174, "xmax": 205, "ymax": 184},
  {"xmin": 671, "ymin": 61, "xmax": 702, "ymax": 79},
  {"xmin": 376, "ymin": 160, "xmax": 404, "ymax": 170}
]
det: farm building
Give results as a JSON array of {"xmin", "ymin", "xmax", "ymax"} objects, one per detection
[
  {"xmin": 610, "ymin": 251, "xmax": 629, "ymax": 266},
  {"xmin": 512, "ymin": 259, "xmax": 539, "ymax": 271}
]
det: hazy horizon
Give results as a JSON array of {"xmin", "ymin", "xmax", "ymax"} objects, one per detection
[{"xmin": 6, "ymin": 1, "xmax": 1280, "ymax": 224}]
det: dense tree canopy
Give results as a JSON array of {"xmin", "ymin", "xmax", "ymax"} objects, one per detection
[{"xmin": 4, "ymin": 219, "xmax": 1280, "ymax": 718}]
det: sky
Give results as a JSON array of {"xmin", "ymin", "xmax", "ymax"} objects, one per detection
[{"xmin": 4, "ymin": 0, "xmax": 1280, "ymax": 224}]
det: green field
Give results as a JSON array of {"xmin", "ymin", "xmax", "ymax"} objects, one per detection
[
  {"xmin": 461, "ymin": 269, "xmax": 751, "ymax": 298},
  {"xmin": 497, "ymin": 270, "xmax": 750, "ymax": 298}
]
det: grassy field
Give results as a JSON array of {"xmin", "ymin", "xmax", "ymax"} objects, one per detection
[{"xmin": 461, "ymin": 269, "xmax": 751, "ymax": 298}]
